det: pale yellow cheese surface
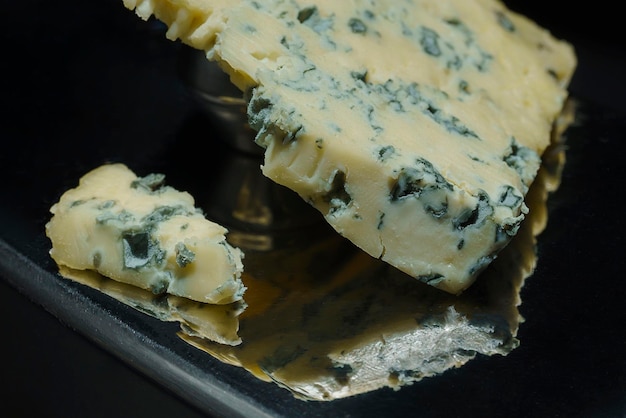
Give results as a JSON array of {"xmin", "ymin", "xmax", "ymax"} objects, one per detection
[
  {"xmin": 122, "ymin": 0, "xmax": 576, "ymax": 293},
  {"xmin": 46, "ymin": 163, "xmax": 246, "ymax": 304}
]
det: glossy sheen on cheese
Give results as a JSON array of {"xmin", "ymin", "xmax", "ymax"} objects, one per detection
[
  {"xmin": 46, "ymin": 163, "xmax": 246, "ymax": 304},
  {"xmin": 123, "ymin": 0, "xmax": 577, "ymax": 293}
]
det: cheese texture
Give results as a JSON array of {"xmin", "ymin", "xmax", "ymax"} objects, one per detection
[
  {"xmin": 181, "ymin": 136, "xmax": 568, "ymax": 400},
  {"xmin": 46, "ymin": 163, "xmax": 246, "ymax": 304},
  {"xmin": 123, "ymin": 0, "xmax": 577, "ymax": 293}
]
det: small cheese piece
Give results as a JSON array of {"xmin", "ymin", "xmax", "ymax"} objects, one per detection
[
  {"xmin": 46, "ymin": 163, "xmax": 246, "ymax": 304},
  {"xmin": 123, "ymin": 0, "xmax": 577, "ymax": 293}
]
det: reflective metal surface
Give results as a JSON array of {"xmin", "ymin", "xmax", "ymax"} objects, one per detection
[{"xmin": 178, "ymin": 46, "xmax": 263, "ymax": 157}]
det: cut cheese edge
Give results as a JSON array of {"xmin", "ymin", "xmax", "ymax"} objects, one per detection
[
  {"xmin": 123, "ymin": 0, "xmax": 576, "ymax": 293},
  {"xmin": 46, "ymin": 163, "xmax": 246, "ymax": 304}
]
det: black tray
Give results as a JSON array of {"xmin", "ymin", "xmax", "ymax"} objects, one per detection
[{"xmin": 2, "ymin": 1, "xmax": 625, "ymax": 417}]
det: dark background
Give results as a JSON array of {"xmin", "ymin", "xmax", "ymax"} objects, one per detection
[{"xmin": 1, "ymin": 1, "xmax": 625, "ymax": 417}]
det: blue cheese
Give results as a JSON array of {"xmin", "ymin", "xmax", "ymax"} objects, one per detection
[
  {"xmin": 156, "ymin": 133, "xmax": 570, "ymax": 400},
  {"xmin": 122, "ymin": 0, "xmax": 576, "ymax": 293},
  {"xmin": 46, "ymin": 163, "xmax": 246, "ymax": 304}
]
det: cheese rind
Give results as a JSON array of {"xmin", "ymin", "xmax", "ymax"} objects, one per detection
[
  {"xmin": 46, "ymin": 163, "xmax": 246, "ymax": 304},
  {"xmin": 123, "ymin": 0, "xmax": 576, "ymax": 293}
]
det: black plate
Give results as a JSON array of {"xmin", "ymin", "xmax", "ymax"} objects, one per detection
[{"xmin": 2, "ymin": 1, "xmax": 625, "ymax": 417}]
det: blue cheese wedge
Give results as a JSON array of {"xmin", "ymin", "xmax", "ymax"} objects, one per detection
[
  {"xmin": 123, "ymin": 0, "xmax": 577, "ymax": 293},
  {"xmin": 46, "ymin": 163, "xmax": 246, "ymax": 304},
  {"xmin": 177, "ymin": 134, "xmax": 570, "ymax": 399}
]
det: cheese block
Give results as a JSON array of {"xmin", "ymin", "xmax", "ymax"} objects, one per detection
[
  {"xmin": 46, "ymin": 163, "xmax": 246, "ymax": 304},
  {"xmin": 173, "ymin": 130, "xmax": 570, "ymax": 400},
  {"xmin": 122, "ymin": 0, "xmax": 577, "ymax": 293}
]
